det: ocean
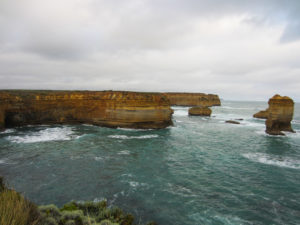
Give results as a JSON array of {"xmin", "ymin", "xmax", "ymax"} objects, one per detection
[{"xmin": 0, "ymin": 100, "xmax": 299, "ymax": 225}]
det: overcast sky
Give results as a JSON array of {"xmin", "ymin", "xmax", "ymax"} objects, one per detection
[{"xmin": 0, "ymin": 0, "xmax": 300, "ymax": 101}]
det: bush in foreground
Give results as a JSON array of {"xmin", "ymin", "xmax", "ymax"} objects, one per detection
[{"xmin": 0, "ymin": 177, "xmax": 156, "ymax": 225}]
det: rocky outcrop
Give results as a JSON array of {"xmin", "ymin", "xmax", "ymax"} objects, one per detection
[
  {"xmin": 226, "ymin": 120, "xmax": 240, "ymax": 124},
  {"xmin": 188, "ymin": 106, "xmax": 212, "ymax": 116},
  {"xmin": 0, "ymin": 90, "xmax": 173, "ymax": 129},
  {"xmin": 265, "ymin": 94, "xmax": 295, "ymax": 135},
  {"xmin": 253, "ymin": 110, "xmax": 268, "ymax": 119},
  {"xmin": 163, "ymin": 93, "xmax": 221, "ymax": 106}
]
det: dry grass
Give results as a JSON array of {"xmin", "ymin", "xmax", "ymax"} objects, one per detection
[{"xmin": 0, "ymin": 189, "xmax": 39, "ymax": 225}]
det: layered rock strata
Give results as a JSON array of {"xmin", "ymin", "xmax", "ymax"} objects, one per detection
[
  {"xmin": 0, "ymin": 90, "xmax": 173, "ymax": 129},
  {"xmin": 265, "ymin": 95, "xmax": 295, "ymax": 135},
  {"xmin": 253, "ymin": 110, "xmax": 268, "ymax": 119},
  {"xmin": 163, "ymin": 93, "xmax": 221, "ymax": 106},
  {"xmin": 188, "ymin": 106, "xmax": 212, "ymax": 116}
]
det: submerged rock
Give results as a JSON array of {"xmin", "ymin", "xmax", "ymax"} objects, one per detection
[
  {"xmin": 225, "ymin": 120, "xmax": 240, "ymax": 124},
  {"xmin": 188, "ymin": 106, "xmax": 212, "ymax": 116},
  {"xmin": 265, "ymin": 94, "xmax": 295, "ymax": 135},
  {"xmin": 253, "ymin": 110, "xmax": 268, "ymax": 119}
]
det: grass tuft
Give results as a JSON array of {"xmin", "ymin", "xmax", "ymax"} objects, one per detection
[{"xmin": 0, "ymin": 189, "xmax": 39, "ymax": 225}]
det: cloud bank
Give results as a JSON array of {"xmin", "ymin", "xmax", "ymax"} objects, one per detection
[{"xmin": 0, "ymin": 0, "xmax": 300, "ymax": 101}]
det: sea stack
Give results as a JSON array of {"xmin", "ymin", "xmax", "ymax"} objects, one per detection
[
  {"xmin": 0, "ymin": 90, "xmax": 173, "ymax": 130},
  {"xmin": 188, "ymin": 106, "xmax": 212, "ymax": 116},
  {"xmin": 265, "ymin": 94, "xmax": 295, "ymax": 135}
]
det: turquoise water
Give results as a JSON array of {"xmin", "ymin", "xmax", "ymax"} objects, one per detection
[{"xmin": 0, "ymin": 101, "xmax": 300, "ymax": 225}]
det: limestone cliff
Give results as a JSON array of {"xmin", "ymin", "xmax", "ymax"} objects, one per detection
[
  {"xmin": 188, "ymin": 106, "xmax": 212, "ymax": 116},
  {"xmin": 265, "ymin": 94, "xmax": 295, "ymax": 135},
  {"xmin": 163, "ymin": 93, "xmax": 221, "ymax": 106},
  {"xmin": 0, "ymin": 90, "xmax": 173, "ymax": 129}
]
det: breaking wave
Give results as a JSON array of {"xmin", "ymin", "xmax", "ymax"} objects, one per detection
[
  {"xmin": 108, "ymin": 134, "xmax": 159, "ymax": 139},
  {"xmin": 0, "ymin": 129, "xmax": 16, "ymax": 134},
  {"xmin": 242, "ymin": 153, "xmax": 300, "ymax": 169},
  {"xmin": 6, "ymin": 127, "xmax": 78, "ymax": 143}
]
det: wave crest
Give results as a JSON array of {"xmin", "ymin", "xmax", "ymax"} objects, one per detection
[{"xmin": 242, "ymin": 153, "xmax": 300, "ymax": 169}]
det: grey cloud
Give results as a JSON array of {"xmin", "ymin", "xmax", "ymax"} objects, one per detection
[
  {"xmin": 0, "ymin": 0, "xmax": 300, "ymax": 101},
  {"xmin": 1, "ymin": 0, "xmax": 300, "ymax": 59}
]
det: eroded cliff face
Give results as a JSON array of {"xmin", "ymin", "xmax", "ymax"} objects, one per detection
[
  {"xmin": 163, "ymin": 93, "xmax": 221, "ymax": 106},
  {"xmin": 0, "ymin": 90, "xmax": 173, "ymax": 129},
  {"xmin": 265, "ymin": 94, "xmax": 295, "ymax": 135}
]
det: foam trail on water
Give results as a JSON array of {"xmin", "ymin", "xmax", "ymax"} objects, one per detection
[
  {"xmin": 242, "ymin": 153, "xmax": 300, "ymax": 169},
  {"xmin": 6, "ymin": 127, "xmax": 78, "ymax": 143},
  {"xmin": 108, "ymin": 134, "xmax": 159, "ymax": 140}
]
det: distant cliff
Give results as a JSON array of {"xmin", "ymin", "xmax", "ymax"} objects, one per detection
[
  {"xmin": 0, "ymin": 90, "xmax": 173, "ymax": 129},
  {"xmin": 163, "ymin": 93, "xmax": 221, "ymax": 106}
]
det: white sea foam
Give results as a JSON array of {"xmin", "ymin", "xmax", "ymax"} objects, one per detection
[
  {"xmin": 108, "ymin": 134, "xmax": 159, "ymax": 139},
  {"xmin": 256, "ymin": 130, "xmax": 300, "ymax": 138},
  {"xmin": 82, "ymin": 124, "xmax": 95, "ymax": 127},
  {"xmin": 241, "ymin": 121, "xmax": 265, "ymax": 128},
  {"xmin": 129, "ymin": 181, "xmax": 148, "ymax": 188},
  {"xmin": 0, "ymin": 129, "xmax": 16, "ymax": 134},
  {"xmin": 0, "ymin": 158, "xmax": 15, "ymax": 165},
  {"xmin": 6, "ymin": 127, "xmax": 77, "ymax": 143},
  {"xmin": 221, "ymin": 106, "xmax": 253, "ymax": 110},
  {"xmin": 118, "ymin": 150, "xmax": 130, "ymax": 155},
  {"xmin": 94, "ymin": 156, "xmax": 104, "ymax": 161},
  {"xmin": 172, "ymin": 107, "xmax": 189, "ymax": 116},
  {"xmin": 292, "ymin": 120, "xmax": 300, "ymax": 125},
  {"xmin": 242, "ymin": 153, "xmax": 300, "ymax": 169},
  {"xmin": 117, "ymin": 127, "xmax": 152, "ymax": 131}
]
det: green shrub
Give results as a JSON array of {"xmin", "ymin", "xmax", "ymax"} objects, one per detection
[
  {"xmin": 38, "ymin": 204, "xmax": 61, "ymax": 222},
  {"xmin": 41, "ymin": 217, "xmax": 58, "ymax": 225},
  {"xmin": 61, "ymin": 210, "xmax": 85, "ymax": 224},
  {"xmin": 77, "ymin": 201, "xmax": 107, "ymax": 216},
  {"xmin": 99, "ymin": 219, "xmax": 119, "ymax": 225},
  {"xmin": 0, "ymin": 177, "xmax": 154, "ymax": 225},
  {"xmin": 61, "ymin": 201, "xmax": 79, "ymax": 211}
]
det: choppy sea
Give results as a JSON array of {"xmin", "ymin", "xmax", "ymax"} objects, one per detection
[{"xmin": 0, "ymin": 100, "xmax": 299, "ymax": 225}]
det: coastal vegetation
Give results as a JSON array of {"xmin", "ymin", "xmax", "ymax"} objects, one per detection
[{"xmin": 0, "ymin": 177, "xmax": 155, "ymax": 225}]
